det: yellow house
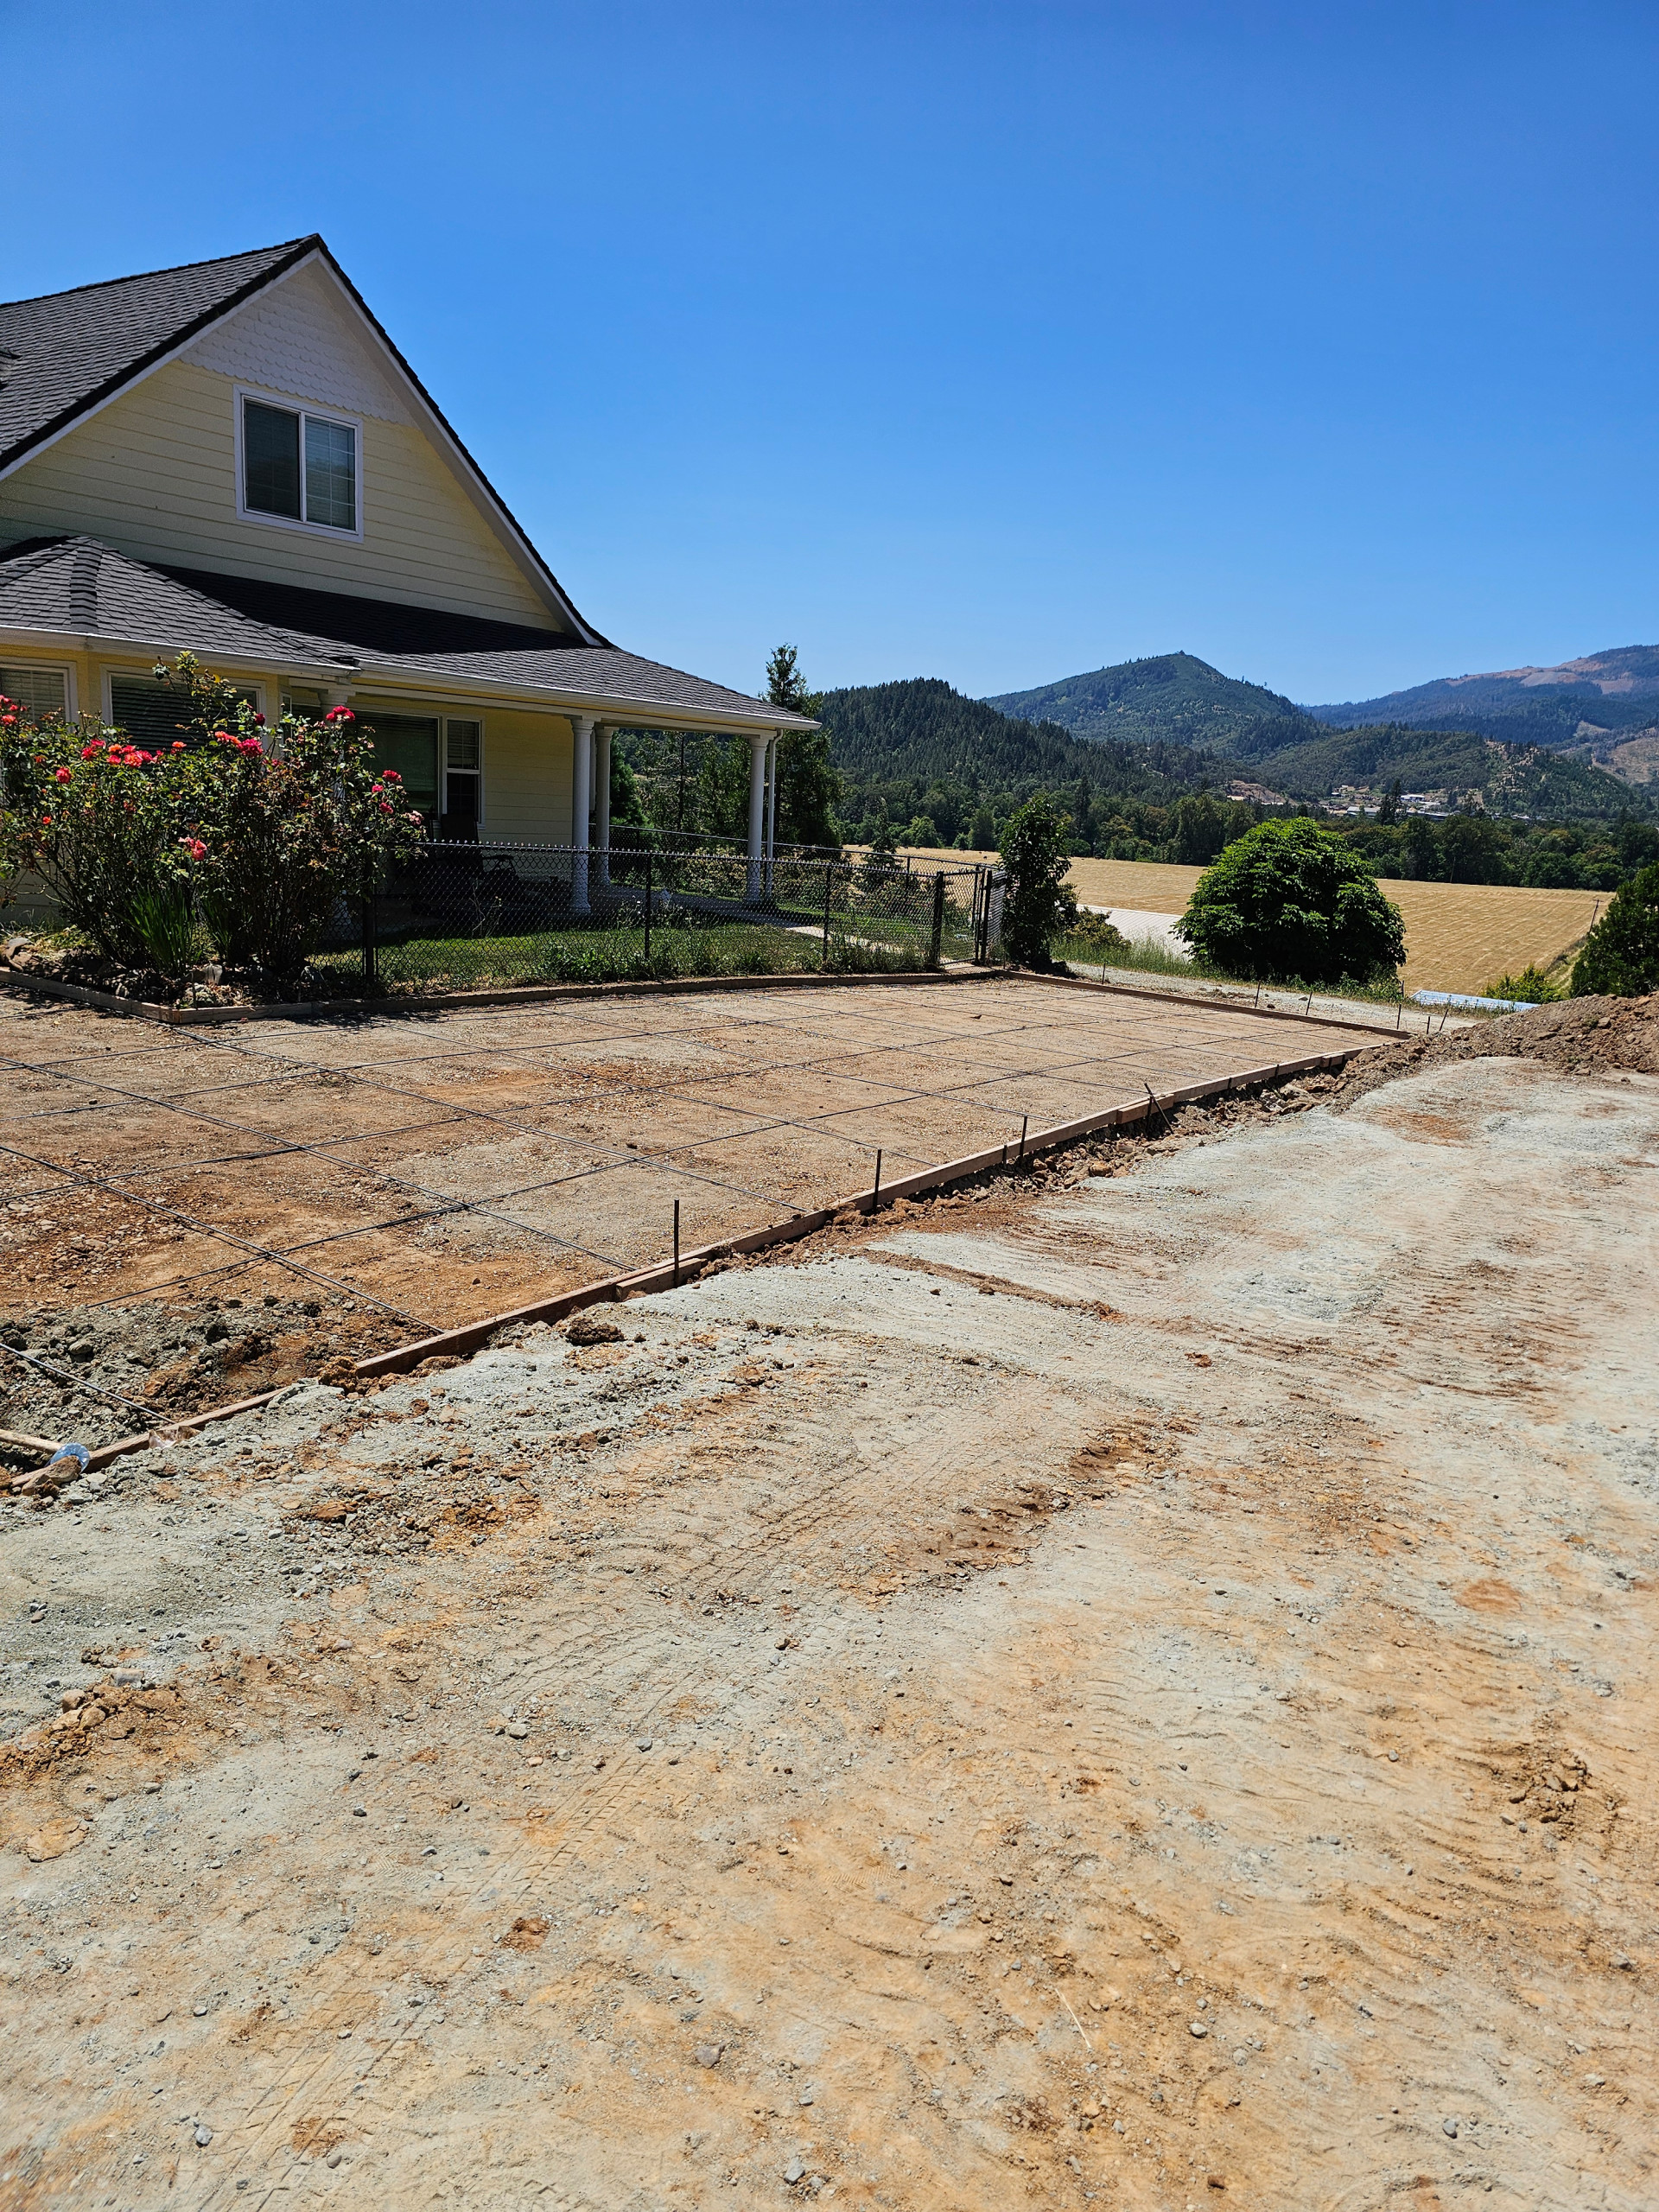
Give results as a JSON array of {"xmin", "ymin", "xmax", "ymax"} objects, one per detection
[{"xmin": 0, "ymin": 237, "xmax": 814, "ymax": 910}]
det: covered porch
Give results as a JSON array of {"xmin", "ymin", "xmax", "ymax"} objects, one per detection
[{"xmin": 559, "ymin": 715, "xmax": 788, "ymax": 918}]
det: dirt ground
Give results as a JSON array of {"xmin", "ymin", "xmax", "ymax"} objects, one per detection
[
  {"xmin": 1, "ymin": 1002, "xmax": 1655, "ymax": 2210},
  {"xmin": 0, "ymin": 975, "xmax": 1368, "ymax": 1452}
]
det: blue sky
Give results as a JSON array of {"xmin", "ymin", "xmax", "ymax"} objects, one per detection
[{"xmin": 6, "ymin": 1, "xmax": 1656, "ymax": 704}]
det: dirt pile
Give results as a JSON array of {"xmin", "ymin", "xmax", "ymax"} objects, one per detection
[{"xmin": 1319, "ymin": 988, "xmax": 1659, "ymax": 1109}]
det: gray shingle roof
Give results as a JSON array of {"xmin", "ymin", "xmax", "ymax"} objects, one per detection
[
  {"xmin": 0, "ymin": 537, "xmax": 815, "ymax": 730},
  {"xmin": 0, "ymin": 237, "xmax": 605, "ymax": 644},
  {"xmin": 0, "ymin": 241, "xmax": 315, "ymax": 475}
]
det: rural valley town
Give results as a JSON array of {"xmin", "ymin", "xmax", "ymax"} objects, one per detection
[{"xmin": 3, "ymin": 6, "xmax": 1656, "ymax": 2209}]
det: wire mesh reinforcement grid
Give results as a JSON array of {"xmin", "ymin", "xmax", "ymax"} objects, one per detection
[
  {"xmin": 320, "ymin": 843, "xmax": 996, "ymax": 993},
  {"xmin": 0, "ymin": 976, "xmax": 1374, "ymax": 1333}
]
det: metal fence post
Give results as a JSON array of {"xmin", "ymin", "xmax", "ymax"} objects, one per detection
[
  {"xmin": 822, "ymin": 861, "xmax": 835, "ymax": 969},
  {"xmin": 360, "ymin": 889, "xmax": 377, "ymax": 994},
  {"xmin": 927, "ymin": 872, "xmax": 945, "ymax": 969},
  {"xmin": 645, "ymin": 847, "xmax": 652, "ymax": 964}
]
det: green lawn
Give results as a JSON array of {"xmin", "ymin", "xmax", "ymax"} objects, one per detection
[{"xmin": 317, "ymin": 918, "xmax": 942, "ymax": 993}]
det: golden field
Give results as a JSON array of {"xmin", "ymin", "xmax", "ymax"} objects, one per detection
[{"xmin": 899, "ymin": 849, "xmax": 1606, "ymax": 995}]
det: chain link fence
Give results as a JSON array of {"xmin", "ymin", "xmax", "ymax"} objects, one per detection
[{"xmin": 316, "ymin": 841, "xmax": 1003, "ymax": 993}]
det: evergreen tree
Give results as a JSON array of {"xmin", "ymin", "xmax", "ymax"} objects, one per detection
[
  {"xmin": 998, "ymin": 794, "xmax": 1079, "ymax": 968},
  {"xmin": 765, "ymin": 644, "xmax": 842, "ymax": 850}
]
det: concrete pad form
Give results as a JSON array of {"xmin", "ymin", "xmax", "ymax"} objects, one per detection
[{"xmin": 0, "ymin": 977, "xmax": 1377, "ymax": 1343}]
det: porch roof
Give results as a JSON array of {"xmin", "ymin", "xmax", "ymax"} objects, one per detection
[{"xmin": 0, "ymin": 537, "xmax": 816, "ymax": 732}]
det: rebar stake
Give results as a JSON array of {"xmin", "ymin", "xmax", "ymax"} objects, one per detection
[
  {"xmin": 872, "ymin": 1149, "xmax": 882, "ymax": 1211},
  {"xmin": 672, "ymin": 1198, "xmax": 680, "ymax": 1287}
]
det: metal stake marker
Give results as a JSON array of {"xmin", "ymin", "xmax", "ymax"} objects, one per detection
[
  {"xmin": 1016, "ymin": 1114, "xmax": 1028, "ymax": 1164},
  {"xmin": 872, "ymin": 1149, "xmax": 883, "ymax": 1211},
  {"xmin": 672, "ymin": 1198, "xmax": 680, "ymax": 1287}
]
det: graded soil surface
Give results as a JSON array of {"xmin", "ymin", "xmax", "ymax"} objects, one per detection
[
  {"xmin": 0, "ymin": 976, "xmax": 1367, "ymax": 1452},
  {"xmin": 2, "ymin": 1025, "xmax": 1655, "ymax": 2210}
]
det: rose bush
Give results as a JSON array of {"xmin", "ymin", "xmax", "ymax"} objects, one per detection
[
  {"xmin": 0, "ymin": 706, "xmax": 188, "ymax": 968},
  {"xmin": 0, "ymin": 655, "xmax": 424, "ymax": 996}
]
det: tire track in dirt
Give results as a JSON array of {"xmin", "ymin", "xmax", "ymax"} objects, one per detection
[{"xmin": 207, "ymin": 1326, "xmax": 1099, "ymax": 2204}]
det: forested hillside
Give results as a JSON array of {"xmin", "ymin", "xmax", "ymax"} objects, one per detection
[
  {"xmin": 1236, "ymin": 723, "xmax": 1650, "ymax": 823},
  {"xmin": 976, "ymin": 647, "xmax": 1652, "ymax": 821},
  {"xmin": 986, "ymin": 652, "xmax": 1319, "ymax": 753},
  {"xmin": 819, "ymin": 676, "xmax": 1216, "ymax": 849}
]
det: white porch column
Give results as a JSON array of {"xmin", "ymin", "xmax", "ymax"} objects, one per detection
[
  {"xmin": 764, "ymin": 734, "xmax": 779, "ymax": 893},
  {"xmin": 594, "ymin": 725, "xmax": 613, "ymax": 890},
  {"xmin": 745, "ymin": 730, "xmax": 771, "ymax": 902},
  {"xmin": 569, "ymin": 713, "xmax": 594, "ymax": 918}
]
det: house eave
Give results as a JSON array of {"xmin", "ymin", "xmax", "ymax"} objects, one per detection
[
  {"xmin": 0, "ymin": 621, "xmax": 819, "ymax": 734},
  {"xmin": 0, "ymin": 622, "xmax": 353, "ymax": 686}
]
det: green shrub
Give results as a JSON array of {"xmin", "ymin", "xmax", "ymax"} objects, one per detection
[
  {"xmin": 1064, "ymin": 911, "xmax": 1130, "ymax": 957},
  {"xmin": 1486, "ymin": 963, "xmax": 1565, "ymax": 1005},
  {"xmin": 999, "ymin": 793, "xmax": 1078, "ymax": 966},
  {"xmin": 1176, "ymin": 818, "xmax": 1405, "ymax": 985},
  {"xmin": 1570, "ymin": 862, "xmax": 1659, "ymax": 996}
]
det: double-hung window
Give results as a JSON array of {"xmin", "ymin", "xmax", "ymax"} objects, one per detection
[
  {"xmin": 239, "ymin": 394, "xmax": 360, "ymax": 536},
  {"xmin": 0, "ymin": 664, "xmax": 71, "ymax": 724}
]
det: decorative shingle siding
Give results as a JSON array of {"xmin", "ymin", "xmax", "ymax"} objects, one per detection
[{"xmin": 181, "ymin": 261, "xmax": 413, "ymax": 424}]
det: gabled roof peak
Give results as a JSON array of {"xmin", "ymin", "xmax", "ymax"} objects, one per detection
[{"xmin": 0, "ymin": 236, "xmax": 608, "ymax": 646}]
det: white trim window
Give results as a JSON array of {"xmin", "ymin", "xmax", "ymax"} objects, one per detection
[
  {"xmin": 0, "ymin": 662, "xmax": 75, "ymax": 723},
  {"xmin": 443, "ymin": 718, "xmax": 483, "ymax": 839},
  {"xmin": 236, "ymin": 387, "xmax": 363, "ymax": 539},
  {"xmin": 106, "ymin": 669, "xmax": 262, "ymax": 747}
]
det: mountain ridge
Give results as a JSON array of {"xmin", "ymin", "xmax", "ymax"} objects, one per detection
[
  {"xmin": 1306, "ymin": 643, "xmax": 1659, "ymax": 760},
  {"xmin": 974, "ymin": 649, "xmax": 1654, "ymax": 819}
]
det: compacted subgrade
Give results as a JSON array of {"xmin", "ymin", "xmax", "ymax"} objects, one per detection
[{"xmin": 0, "ymin": 1027, "xmax": 1655, "ymax": 2209}]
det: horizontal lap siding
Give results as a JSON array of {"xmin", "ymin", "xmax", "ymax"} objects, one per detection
[
  {"xmin": 0, "ymin": 362, "xmax": 555, "ymax": 627},
  {"xmin": 480, "ymin": 709, "xmax": 574, "ymax": 849}
]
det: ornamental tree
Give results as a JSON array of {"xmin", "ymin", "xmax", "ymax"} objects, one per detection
[{"xmin": 1176, "ymin": 817, "xmax": 1406, "ymax": 984}]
